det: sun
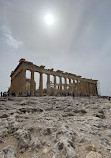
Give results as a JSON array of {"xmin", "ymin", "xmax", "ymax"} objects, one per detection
[{"xmin": 44, "ymin": 14, "xmax": 54, "ymax": 25}]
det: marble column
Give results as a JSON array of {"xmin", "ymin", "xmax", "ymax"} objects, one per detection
[
  {"xmin": 88, "ymin": 82, "xmax": 90, "ymax": 95},
  {"xmin": 89, "ymin": 83, "xmax": 92, "ymax": 95},
  {"xmin": 93, "ymin": 84, "xmax": 95, "ymax": 95},
  {"xmin": 92, "ymin": 83, "xmax": 95, "ymax": 95},
  {"xmin": 69, "ymin": 79, "xmax": 71, "ymax": 90},
  {"xmin": 39, "ymin": 72, "xmax": 43, "ymax": 96},
  {"xmin": 69, "ymin": 78, "xmax": 72, "ymax": 94},
  {"xmin": 82, "ymin": 81, "xmax": 85, "ymax": 94},
  {"xmin": 84, "ymin": 82, "xmax": 87, "ymax": 94},
  {"xmin": 53, "ymin": 75, "xmax": 56, "ymax": 95},
  {"xmin": 64, "ymin": 77, "xmax": 67, "ymax": 94},
  {"xmin": 78, "ymin": 81, "xmax": 81, "ymax": 95},
  {"xmin": 79, "ymin": 81, "xmax": 82, "ymax": 94},
  {"xmin": 54, "ymin": 75, "xmax": 56, "ymax": 90},
  {"xmin": 81, "ymin": 81, "xmax": 84, "ymax": 94},
  {"xmin": 94, "ymin": 83, "xmax": 97, "ymax": 95},
  {"xmin": 88, "ymin": 82, "xmax": 91, "ymax": 95},
  {"xmin": 95, "ymin": 83, "xmax": 98, "ymax": 95},
  {"xmin": 47, "ymin": 74, "xmax": 50, "ymax": 95},
  {"xmin": 30, "ymin": 71, "xmax": 35, "ymax": 96},
  {"xmin": 21, "ymin": 69, "xmax": 26, "ymax": 96},
  {"xmin": 87, "ymin": 82, "xmax": 90, "ymax": 95},
  {"xmin": 76, "ymin": 80, "xmax": 80, "ymax": 95},
  {"xmin": 59, "ymin": 76, "xmax": 62, "ymax": 95},
  {"xmin": 91, "ymin": 83, "xmax": 93, "ymax": 95}
]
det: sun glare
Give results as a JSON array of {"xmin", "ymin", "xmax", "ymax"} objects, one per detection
[{"xmin": 44, "ymin": 14, "xmax": 54, "ymax": 25}]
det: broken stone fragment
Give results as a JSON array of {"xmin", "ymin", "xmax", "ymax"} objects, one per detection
[
  {"xmin": 76, "ymin": 133, "xmax": 91, "ymax": 144},
  {"xmin": 18, "ymin": 138, "xmax": 29, "ymax": 150},
  {"xmin": 0, "ymin": 151, "xmax": 4, "ymax": 158},
  {"xmin": 3, "ymin": 145, "xmax": 17, "ymax": 158},
  {"xmin": 54, "ymin": 136, "xmax": 77, "ymax": 158},
  {"xmin": 85, "ymin": 144, "xmax": 96, "ymax": 152},
  {"xmin": 0, "ymin": 128, "xmax": 9, "ymax": 138},
  {"xmin": 0, "ymin": 113, "xmax": 9, "ymax": 118},
  {"xmin": 30, "ymin": 137, "xmax": 42, "ymax": 151},
  {"xmin": 105, "ymin": 130, "xmax": 111, "ymax": 137},
  {"xmin": 86, "ymin": 151, "xmax": 102, "ymax": 158},
  {"xmin": 14, "ymin": 129, "xmax": 31, "ymax": 150}
]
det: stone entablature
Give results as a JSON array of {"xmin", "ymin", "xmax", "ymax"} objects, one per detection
[{"xmin": 10, "ymin": 59, "xmax": 98, "ymax": 96}]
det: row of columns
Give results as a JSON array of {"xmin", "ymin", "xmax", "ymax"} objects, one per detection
[
  {"xmin": 10, "ymin": 69, "xmax": 98, "ymax": 97},
  {"xmin": 30, "ymin": 72, "xmax": 98, "ymax": 96}
]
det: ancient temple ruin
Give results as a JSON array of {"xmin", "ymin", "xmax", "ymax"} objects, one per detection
[{"xmin": 9, "ymin": 59, "xmax": 98, "ymax": 96}]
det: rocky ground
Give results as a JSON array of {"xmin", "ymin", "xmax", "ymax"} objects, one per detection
[{"xmin": 0, "ymin": 96, "xmax": 111, "ymax": 158}]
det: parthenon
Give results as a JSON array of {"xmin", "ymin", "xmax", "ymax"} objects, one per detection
[{"xmin": 9, "ymin": 59, "xmax": 98, "ymax": 96}]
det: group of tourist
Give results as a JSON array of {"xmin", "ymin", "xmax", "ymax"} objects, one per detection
[
  {"xmin": 0, "ymin": 91, "xmax": 111, "ymax": 101},
  {"xmin": 0, "ymin": 92, "xmax": 9, "ymax": 97}
]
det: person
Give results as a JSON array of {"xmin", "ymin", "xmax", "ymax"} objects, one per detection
[
  {"xmin": 27, "ymin": 91, "xmax": 31, "ymax": 96},
  {"xmin": 73, "ymin": 93, "xmax": 75, "ymax": 99},
  {"xmin": 1, "ymin": 92, "xmax": 2, "ymax": 97}
]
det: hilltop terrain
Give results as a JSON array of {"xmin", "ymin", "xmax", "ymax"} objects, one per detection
[{"xmin": 0, "ymin": 96, "xmax": 111, "ymax": 158}]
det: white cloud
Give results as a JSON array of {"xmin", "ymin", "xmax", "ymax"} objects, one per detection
[{"xmin": 1, "ymin": 25, "xmax": 23, "ymax": 49}]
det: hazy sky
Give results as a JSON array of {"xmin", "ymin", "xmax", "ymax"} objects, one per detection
[{"xmin": 0, "ymin": 0, "xmax": 111, "ymax": 96}]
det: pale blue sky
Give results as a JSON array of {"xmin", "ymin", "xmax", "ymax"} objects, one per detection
[{"xmin": 0, "ymin": 0, "xmax": 111, "ymax": 95}]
